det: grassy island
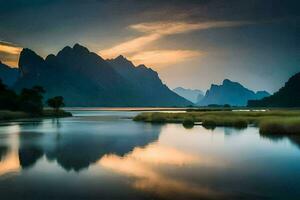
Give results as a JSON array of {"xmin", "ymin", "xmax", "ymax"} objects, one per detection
[{"xmin": 133, "ymin": 110, "xmax": 300, "ymax": 135}]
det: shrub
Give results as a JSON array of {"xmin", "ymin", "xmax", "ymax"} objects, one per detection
[
  {"xmin": 182, "ymin": 118, "xmax": 194, "ymax": 128},
  {"xmin": 47, "ymin": 96, "xmax": 65, "ymax": 112}
]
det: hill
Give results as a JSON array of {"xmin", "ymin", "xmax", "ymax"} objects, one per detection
[
  {"xmin": 173, "ymin": 87, "xmax": 204, "ymax": 103},
  {"xmin": 197, "ymin": 79, "xmax": 270, "ymax": 106},
  {"xmin": 13, "ymin": 44, "xmax": 191, "ymax": 107},
  {"xmin": 248, "ymin": 72, "xmax": 300, "ymax": 107},
  {"xmin": 0, "ymin": 61, "xmax": 19, "ymax": 86}
]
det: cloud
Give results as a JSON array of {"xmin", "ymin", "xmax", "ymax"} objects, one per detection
[
  {"xmin": 100, "ymin": 34, "xmax": 160, "ymax": 58},
  {"xmin": 130, "ymin": 21, "xmax": 253, "ymax": 35},
  {"xmin": 99, "ymin": 20, "xmax": 253, "ymax": 67},
  {"xmin": 0, "ymin": 41, "xmax": 22, "ymax": 67},
  {"xmin": 130, "ymin": 50, "xmax": 202, "ymax": 68},
  {"xmin": 0, "ymin": 41, "xmax": 22, "ymax": 55}
]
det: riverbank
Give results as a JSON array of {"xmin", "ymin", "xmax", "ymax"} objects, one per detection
[
  {"xmin": 0, "ymin": 110, "xmax": 72, "ymax": 121},
  {"xmin": 133, "ymin": 110, "xmax": 300, "ymax": 135}
]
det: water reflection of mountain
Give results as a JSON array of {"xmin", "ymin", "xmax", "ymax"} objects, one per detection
[{"xmin": 17, "ymin": 123, "xmax": 162, "ymax": 171}]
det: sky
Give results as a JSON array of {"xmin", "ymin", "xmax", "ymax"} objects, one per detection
[{"xmin": 0, "ymin": 0, "xmax": 299, "ymax": 93}]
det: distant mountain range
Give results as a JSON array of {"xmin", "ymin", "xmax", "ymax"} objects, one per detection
[
  {"xmin": 248, "ymin": 72, "xmax": 300, "ymax": 107},
  {"xmin": 0, "ymin": 61, "xmax": 19, "ymax": 87},
  {"xmin": 197, "ymin": 79, "xmax": 270, "ymax": 106},
  {"xmin": 5, "ymin": 44, "xmax": 191, "ymax": 107},
  {"xmin": 4, "ymin": 43, "xmax": 296, "ymax": 108},
  {"xmin": 173, "ymin": 87, "xmax": 204, "ymax": 103}
]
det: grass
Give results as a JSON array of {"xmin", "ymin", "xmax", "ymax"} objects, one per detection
[
  {"xmin": 259, "ymin": 117, "xmax": 300, "ymax": 135},
  {"xmin": 0, "ymin": 109, "xmax": 72, "ymax": 121},
  {"xmin": 133, "ymin": 110, "xmax": 300, "ymax": 134}
]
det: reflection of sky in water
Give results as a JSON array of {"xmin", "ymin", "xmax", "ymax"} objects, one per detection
[{"xmin": 0, "ymin": 110, "xmax": 300, "ymax": 199}]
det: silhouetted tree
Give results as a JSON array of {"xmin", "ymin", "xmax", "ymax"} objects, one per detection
[
  {"xmin": 18, "ymin": 86, "xmax": 45, "ymax": 114},
  {"xmin": 0, "ymin": 79, "xmax": 18, "ymax": 110},
  {"xmin": 47, "ymin": 96, "xmax": 65, "ymax": 112}
]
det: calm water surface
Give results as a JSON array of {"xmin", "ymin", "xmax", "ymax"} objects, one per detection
[{"xmin": 0, "ymin": 110, "xmax": 300, "ymax": 200}]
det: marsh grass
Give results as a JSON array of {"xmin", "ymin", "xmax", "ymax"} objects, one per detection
[
  {"xmin": 259, "ymin": 117, "xmax": 300, "ymax": 135},
  {"xmin": 133, "ymin": 110, "xmax": 300, "ymax": 134}
]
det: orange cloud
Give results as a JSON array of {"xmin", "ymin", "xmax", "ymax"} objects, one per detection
[
  {"xmin": 99, "ymin": 33, "xmax": 160, "ymax": 58},
  {"xmin": 98, "ymin": 20, "xmax": 254, "ymax": 69},
  {"xmin": 1, "ymin": 60, "xmax": 19, "ymax": 68},
  {"xmin": 0, "ymin": 42, "xmax": 22, "ymax": 67},
  {"xmin": 130, "ymin": 21, "xmax": 253, "ymax": 35},
  {"xmin": 0, "ymin": 42, "xmax": 22, "ymax": 55},
  {"xmin": 129, "ymin": 50, "xmax": 202, "ymax": 68}
]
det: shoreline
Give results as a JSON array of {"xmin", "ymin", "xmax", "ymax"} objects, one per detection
[
  {"xmin": 64, "ymin": 107, "xmax": 189, "ymax": 112},
  {"xmin": 0, "ymin": 110, "xmax": 72, "ymax": 121}
]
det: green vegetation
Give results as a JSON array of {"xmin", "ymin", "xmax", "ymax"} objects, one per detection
[
  {"xmin": 0, "ymin": 79, "xmax": 71, "ymax": 121},
  {"xmin": 133, "ymin": 110, "xmax": 300, "ymax": 134},
  {"xmin": 18, "ymin": 86, "xmax": 45, "ymax": 114},
  {"xmin": 259, "ymin": 117, "xmax": 300, "ymax": 135},
  {"xmin": 47, "ymin": 96, "xmax": 65, "ymax": 112},
  {"xmin": 0, "ymin": 110, "xmax": 72, "ymax": 121},
  {"xmin": 182, "ymin": 117, "xmax": 194, "ymax": 129}
]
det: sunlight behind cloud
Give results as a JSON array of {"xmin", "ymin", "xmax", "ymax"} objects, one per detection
[
  {"xmin": 130, "ymin": 50, "xmax": 202, "ymax": 68},
  {"xmin": 130, "ymin": 21, "xmax": 253, "ymax": 35},
  {"xmin": 99, "ymin": 34, "xmax": 160, "ymax": 58},
  {"xmin": 0, "ymin": 41, "xmax": 22, "ymax": 67},
  {"xmin": 0, "ymin": 42, "xmax": 22, "ymax": 55},
  {"xmin": 99, "ymin": 20, "xmax": 253, "ymax": 68}
]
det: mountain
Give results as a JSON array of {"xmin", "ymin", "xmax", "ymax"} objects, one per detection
[
  {"xmin": 197, "ymin": 79, "xmax": 270, "ymax": 106},
  {"xmin": 248, "ymin": 72, "xmax": 300, "ymax": 107},
  {"xmin": 107, "ymin": 55, "xmax": 191, "ymax": 106},
  {"xmin": 173, "ymin": 87, "xmax": 204, "ymax": 103},
  {"xmin": 13, "ymin": 44, "xmax": 191, "ymax": 107},
  {"xmin": 0, "ymin": 61, "xmax": 19, "ymax": 86}
]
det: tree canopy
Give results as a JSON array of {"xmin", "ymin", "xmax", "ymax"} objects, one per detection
[{"xmin": 47, "ymin": 96, "xmax": 65, "ymax": 112}]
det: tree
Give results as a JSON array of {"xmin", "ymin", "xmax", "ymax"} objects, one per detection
[
  {"xmin": 18, "ymin": 86, "xmax": 45, "ymax": 114},
  {"xmin": 0, "ymin": 79, "xmax": 18, "ymax": 110},
  {"xmin": 47, "ymin": 96, "xmax": 65, "ymax": 112}
]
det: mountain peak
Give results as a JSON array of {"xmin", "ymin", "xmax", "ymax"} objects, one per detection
[
  {"xmin": 19, "ymin": 48, "xmax": 43, "ymax": 63},
  {"xmin": 73, "ymin": 43, "xmax": 89, "ymax": 54},
  {"xmin": 198, "ymin": 79, "xmax": 267, "ymax": 106},
  {"xmin": 109, "ymin": 55, "xmax": 135, "ymax": 69},
  {"xmin": 21, "ymin": 48, "xmax": 38, "ymax": 56},
  {"xmin": 136, "ymin": 64, "xmax": 148, "ymax": 69},
  {"xmin": 222, "ymin": 79, "xmax": 236, "ymax": 85},
  {"xmin": 18, "ymin": 48, "xmax": 45, "ymax": 76},
  {"xmin": 115, "ymin": 55, "xmax": 128, "ymax": 61},
  {"xmin": 56, "ymin": 44, "xmax": 90, "ymax": 57}
]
